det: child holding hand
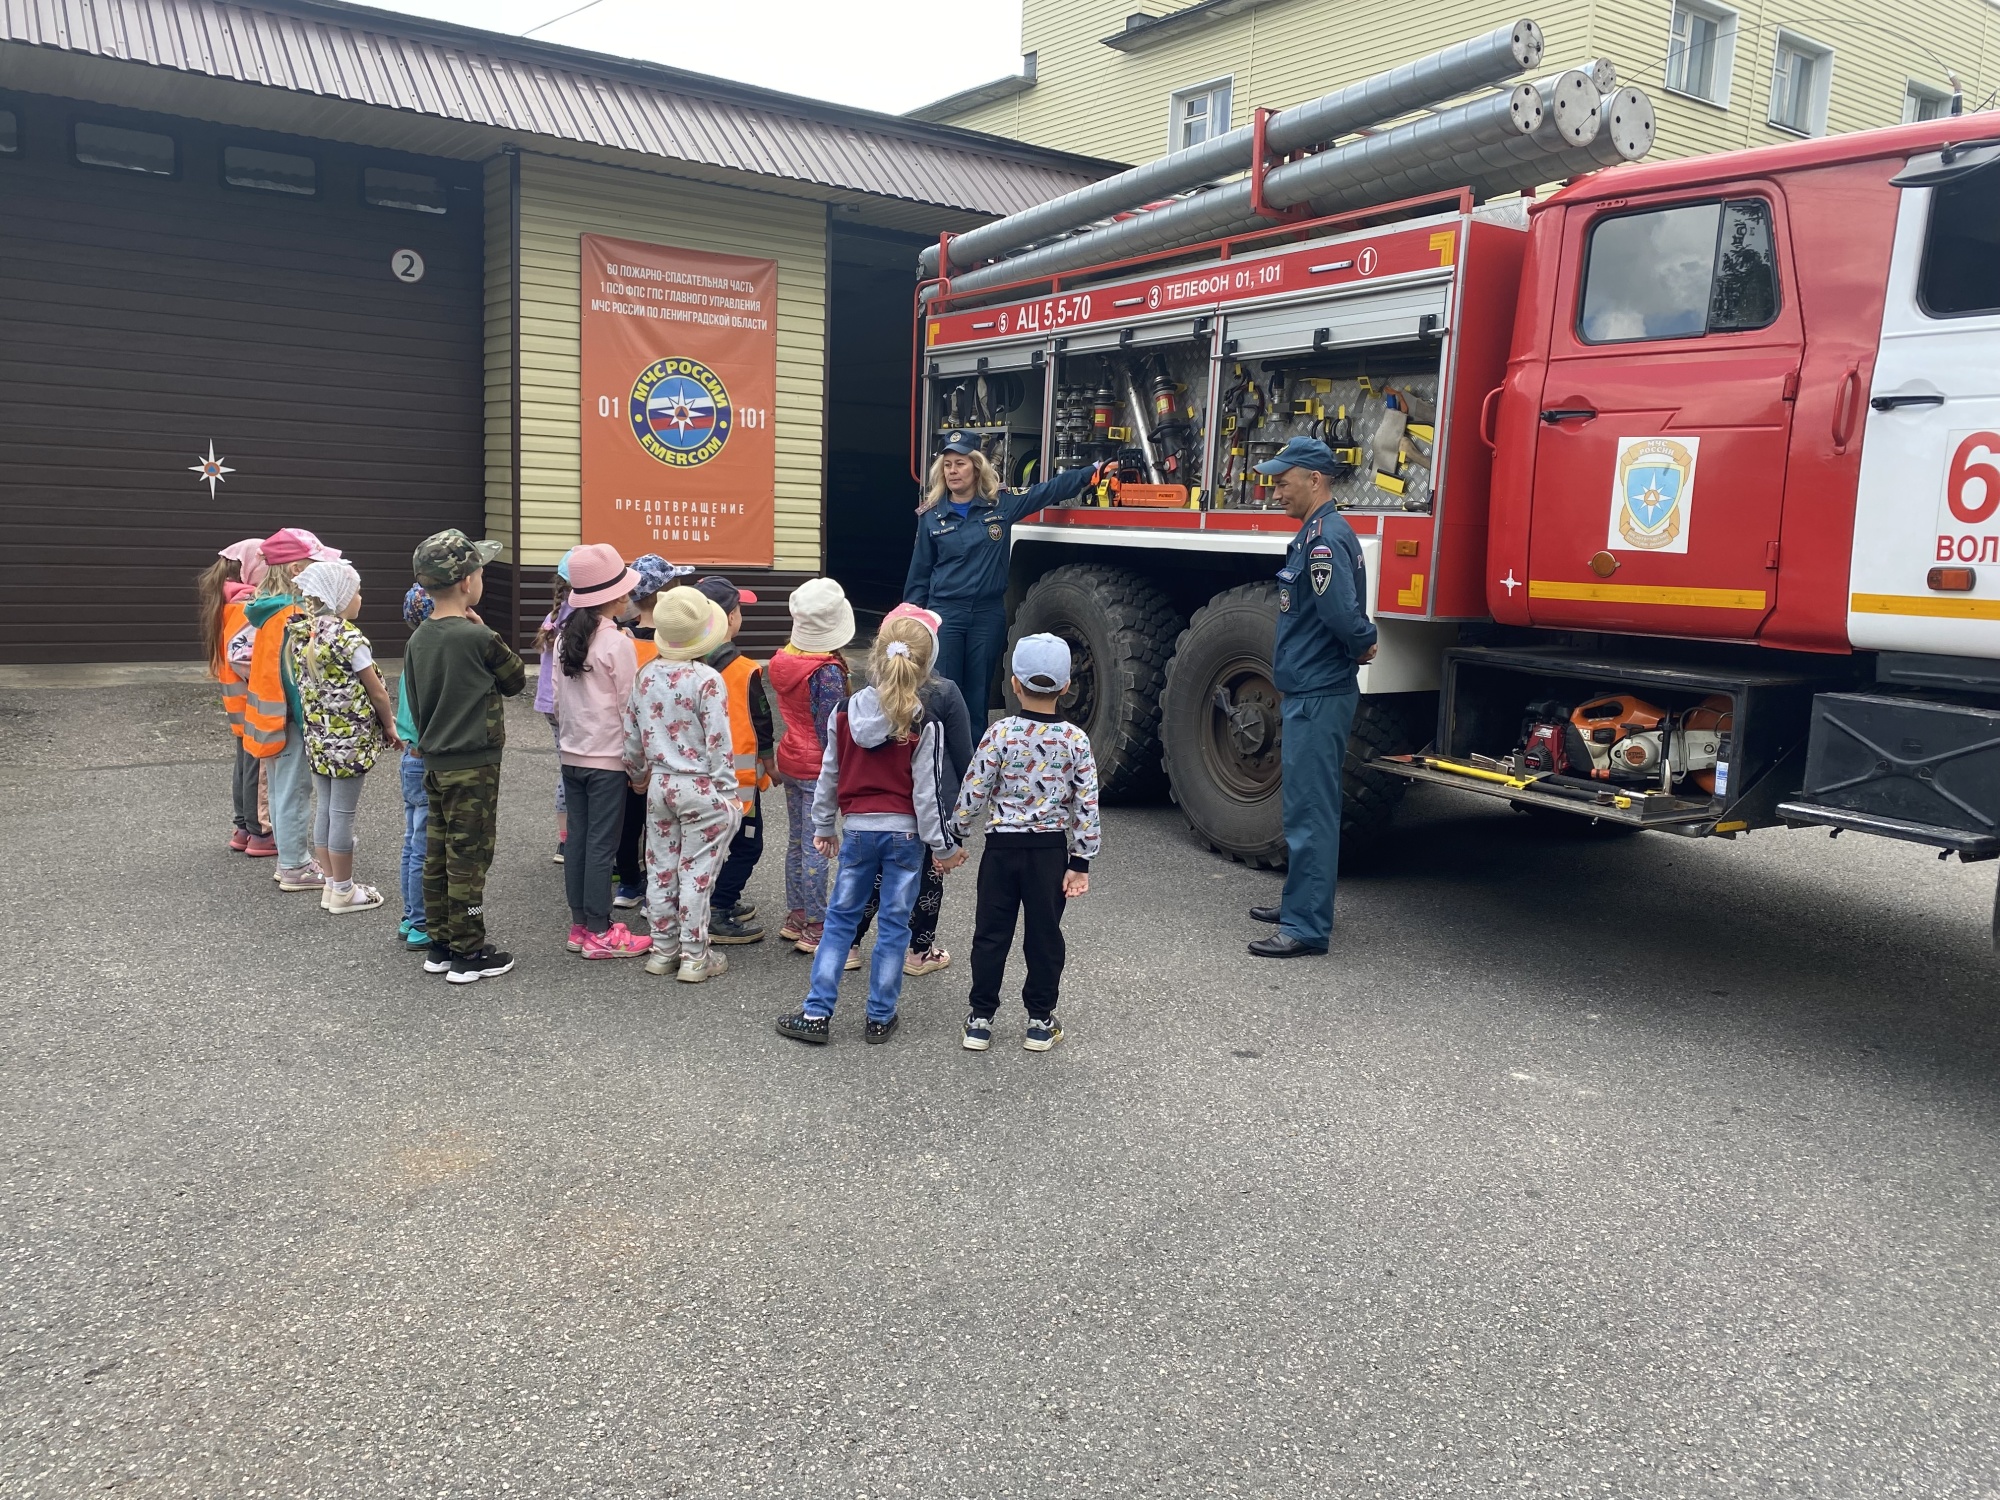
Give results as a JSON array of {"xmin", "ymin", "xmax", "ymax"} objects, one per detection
[
  {"xmin": 286, "ymin": 559, "xmax": 401, "ymax": 914},
  {"xmin": 951, "ymin": 633, "xmax": 1100, "ymax": 1053}
]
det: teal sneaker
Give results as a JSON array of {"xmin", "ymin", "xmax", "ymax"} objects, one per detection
[
  {"xmin": 405, "ymin": 925, "xmax": 431, "ymax": 950},
  {"xmin": 397, "ymin": 918, "xmax": 414, "ymax": 940}
]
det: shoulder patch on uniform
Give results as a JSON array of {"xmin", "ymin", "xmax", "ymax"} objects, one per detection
[
  {"xmin": 1308, "ymin": 542, "xmax": 1335, "ymax": 560},
  {"xmin": 1309, "ymin": 555, "xmax": 1334, "ymax": 596}
]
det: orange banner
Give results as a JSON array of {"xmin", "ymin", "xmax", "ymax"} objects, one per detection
[{"xmin": 579, "ymin": 234, "xmax": 777, "ymax": 568}]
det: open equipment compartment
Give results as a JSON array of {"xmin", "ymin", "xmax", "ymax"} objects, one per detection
[
  {"xmin": 924, "ymin": 340, "xmax": 1047, "ymax": 488},
  {"xmin": 1050, "ymin": 317, "xmax": 1212, "ymax": 508}
]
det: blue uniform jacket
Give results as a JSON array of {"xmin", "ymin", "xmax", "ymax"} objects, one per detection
[
  {"xmin": 904, "ymin": 465, "xmax": 1096, "ymax": 610},
  {"xmin": 1274, "ymin": 500, "xmax": 1377, "ymax": 696}
]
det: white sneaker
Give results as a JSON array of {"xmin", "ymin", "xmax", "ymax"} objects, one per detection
[
  {"xmin": 904, "ymin": 946, "xmax": 950, "ymax": 976},
  {"xmin": 643, "ymin": 947, "xmax": 682, "ymax": 976},
  {"xmin": 677, "ymin": 951, "xmax": 728, "ymax": 984},
  {"xmin": 326, "ymin": 883, "xmax": 384, "ymax": 915}
]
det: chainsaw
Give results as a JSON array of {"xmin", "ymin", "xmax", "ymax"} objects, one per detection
[{"xmin": 1514, "ymin": 694, "xmax": 1731, "ymax": 790}]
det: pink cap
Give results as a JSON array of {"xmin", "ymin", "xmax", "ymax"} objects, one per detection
[
  {"xmin": 883, "ymin": 602, "xmax": 942, "ymax": 654},
  {"xmin": 219, "ymin": 538, "xmax": 267, "ymax": 590},
  {"xmin": 260, "ymin": 527, "xmax": 341, "ymax": 566}
]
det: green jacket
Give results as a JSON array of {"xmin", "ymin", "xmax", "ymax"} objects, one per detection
[{"xmin": 403, "ymin": 615, "xmax": 527, "ymax": 771}]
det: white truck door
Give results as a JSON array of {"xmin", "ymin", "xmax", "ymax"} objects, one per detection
[{"xmin": 1849, "ymin": 149, "xmax": 2000, "ymax": 653}]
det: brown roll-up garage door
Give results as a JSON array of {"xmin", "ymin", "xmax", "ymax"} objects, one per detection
[{"xmin": 0, "ymin": 93, "xmax": 485, "ymax": 664}]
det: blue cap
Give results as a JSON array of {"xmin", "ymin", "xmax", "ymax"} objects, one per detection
[
  {"xmin": 402, "ymin": 582, "xmax": 434, "ymax": 632},
  {"xmin": 1012, "ymin": 632, "xmax": 1072, "ymax": 694},
  {"xmin": 1253, "ymin": 436, "xmax": 1347, "ymax": 476},
  {"xmin": 940, "ymin": 430, "xmax": 981, "ymax": 455},
  {"xmin": 555, "ymin": 547, "xmax": 576, "ymax": 583},
  {"xmin": 630, "ymin": 552, "xmax": 694, "ymax": 601}
]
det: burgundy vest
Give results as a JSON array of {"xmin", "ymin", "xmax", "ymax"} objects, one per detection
[{"xmin": 831, "ymin": 709, "xmax": 917, "ymax": 816}]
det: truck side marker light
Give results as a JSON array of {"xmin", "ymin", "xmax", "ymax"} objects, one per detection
[
  {"xmin": 1928, "ymin": 567, "xmax": 1977, "ymax": 592},
  {"xmin": 1395, "ymin": 539, "xmax": 1420, "ymax": 557},
  {"xmin": 1532, "ymin": 580, "xmax": 1767, "ymax": 610},
  {"xmin": 1113, "ymin": 296, "xmax": 1145, "ymax": 308},
  {"xmin": 1308, "ymin": 260, "xmax": 1354, "ymax": 274},
  {"xmin": 1851, "ymin": 592, "xmax": 2000, "ymax": 620},
  {"xmin": 1589, "ymin": 551, "xmax": 1619, "ymax": 578}
]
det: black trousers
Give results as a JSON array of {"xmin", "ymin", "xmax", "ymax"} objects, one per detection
[
  {"xmin": 561, "ymin": 765, "xmax": 627, "ymax": 932},
  {"xmin": 855, "ymin": 849, "xmax": 943, "ymax": 953},
  {"xmin": 615, "ymin": 783, "xmax": 647, "ymax": 889},
  {"xmin": 713, "ymin": 792, "xmax": 764, "ymax": 911},
  {"xmin": 967, "ymin": 836, "xmax": 1070, "ymax": 1019}
]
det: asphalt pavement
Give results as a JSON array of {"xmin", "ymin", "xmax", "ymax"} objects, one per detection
[{"xmin": 3, "ymin": 679, "xmax": 1998, "ymax": 1498}]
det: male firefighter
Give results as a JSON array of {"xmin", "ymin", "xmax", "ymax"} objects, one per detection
[{"xmin": 1248, "ymin": 437, "xmax": 1378, "ymax": 958}]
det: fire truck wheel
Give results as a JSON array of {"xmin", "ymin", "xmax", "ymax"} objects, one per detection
[
  {"xmin": 1161, "ymin": 583, "xmax": 1423, "ymax": 870},
  {"xmin": 1159, "ymin": 583, "xmax": 1289, "ymax": 868},
  {"xmin": 1006, "ymin": 564, "xmax": 1185, "ymax": 800}
]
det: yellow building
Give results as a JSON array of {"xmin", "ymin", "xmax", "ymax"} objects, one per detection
[{"xmin": 915, "ymin": 0, "xmax": 2000, "ymax": 168}]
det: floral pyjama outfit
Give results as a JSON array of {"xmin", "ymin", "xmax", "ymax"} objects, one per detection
[{"xmin": 623, "ymin": 656, "xmax": 740, "ymax": 962}]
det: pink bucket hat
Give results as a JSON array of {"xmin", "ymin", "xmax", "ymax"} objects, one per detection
[
  {"xmin": 564, "ymin": 542, "xmax": 642, "ymax": 609},
  {"xmin": 260, "ymin": 527, "xmax": 341, "ymax": 566}
]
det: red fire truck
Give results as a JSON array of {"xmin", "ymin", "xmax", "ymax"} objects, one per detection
[{"xmin": 916, "ymin": 117, "xmax": 2000, "ymax": 930}]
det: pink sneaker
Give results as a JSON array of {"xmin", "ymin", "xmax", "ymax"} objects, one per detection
[
  {"xmin": 229, "ymin": 828, "xmax": 250, "ymax": 853},
  {"xmin": 566, "ymin": 923, "xmax": 587, "ymax": 953},
  {"xmin": 580, "ymin": 923, "xmax": 651, "ymax": 959},
  {"xmin": 244, "ymin": 832, "xmax": 277, "ymax": 858}
]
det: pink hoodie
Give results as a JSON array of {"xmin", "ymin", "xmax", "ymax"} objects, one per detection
[{"xmin": 554, "ymin": 617, "xmax": 637, "ymax": 772}]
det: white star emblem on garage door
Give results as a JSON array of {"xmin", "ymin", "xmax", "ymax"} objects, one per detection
[{"xmin": 189, "ymin": 442, "xmax": 235, "ymax": 499}]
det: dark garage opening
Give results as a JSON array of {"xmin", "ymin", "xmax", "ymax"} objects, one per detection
[{"xmin": 825, "ymin": 221, "xmax": 929, "ymax": 615}]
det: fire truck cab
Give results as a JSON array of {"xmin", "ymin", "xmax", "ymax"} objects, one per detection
[{"xmin": 916, "ymin": 116, "xmax": 2000, "ymax": 927}]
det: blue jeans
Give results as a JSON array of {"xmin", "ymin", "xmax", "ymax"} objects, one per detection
[
  {"xmin": 1277, "ymin": 689, "xmax": 1359, "ymax": 949},
  {"xmin": 400, "ymin": 751, "xmax": 428, "ymax": 926},
  {"xmin": 935, "ymin": 602, "xmax": 1007, "ymax": 720},
  {"xmin": 804, "ymin": 830, "xmax": 927, "ymax": 1024},
  {"xmin": 267, "ymin": 725, "xmax": 314, "ymax": 869}
]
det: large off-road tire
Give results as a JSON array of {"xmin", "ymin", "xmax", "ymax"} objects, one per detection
[
  {"xmin": 1006, "ymin": 564, "xmax": 1185, "ymax": 801},
  {"xmin": 1158, "ymin": 581, "xmax": 1429, "ymax": 869}
]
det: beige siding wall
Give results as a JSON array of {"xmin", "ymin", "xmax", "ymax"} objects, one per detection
[
  {"xmin": 482, "ymin": 153, "xmax": 828, "ymax": 570},
  {"xmin": 947, "ymin": 0, "xmax": 1999, "ymax": 167}
]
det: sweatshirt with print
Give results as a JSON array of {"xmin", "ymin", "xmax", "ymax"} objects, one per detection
[
  {"xmin": 404, "ymin": 615, "xmax": 527, "ymax": 772},
  {"xmin": 554, "ymin": 617, "xmax": 638, "ymax": 772},
  {"xmin": 951, "ymin": 710, "xmax": 1102, "ymax": 872},
  {"xmin": 810, "ymin": 687, "xmax": 961, "ymax": 860},
  {"xmin": 623, "ymin": 657, "xmax": 734, "ymax": 787}
]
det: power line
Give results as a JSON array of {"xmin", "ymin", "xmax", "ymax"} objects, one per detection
[{"xmin": 523, "ymin": 0, "xmax": 609, "ymax": 38}]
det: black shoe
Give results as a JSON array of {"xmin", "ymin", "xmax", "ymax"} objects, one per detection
[
  {"xmin": 710, "ymin": 912, "xmax": 766, "ymax": 945},
  {"xmin": 1247, "ymin": 932, "xmax": 1326, "ymax": 958},
  {"xmin": 775, "ymin": 1009, "xmax": 831, "ymax": 1045},
  {"xmin": 422, "ymin": 942, "xmax": 454, "ymax": 975},
  {"xmin": 864, "ymin": 1013, "xmax": 899, "ymax": 1046},
  {"xmin": 447, "ymin": 947, "xmax": 516, "ymax": 984},
  {"xmin": 1249, "ymin": 905, "xmax": 1282, "ymax": 924},
  {"xmin": 717, "ymin": 900, "xmax": 757, "ymax": 922}
]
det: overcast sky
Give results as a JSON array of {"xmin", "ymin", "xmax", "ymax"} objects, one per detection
[{"xmin": 374, "ymin": 0, "xmax": 1024, "ymax": 116}]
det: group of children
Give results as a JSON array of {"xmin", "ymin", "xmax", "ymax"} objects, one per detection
[{"xmin": 201, "ymin": 526, "xmax": 1102, "ymax": 1048}]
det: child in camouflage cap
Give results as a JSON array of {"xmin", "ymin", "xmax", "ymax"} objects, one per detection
[{"xmin": 403, "ymin": 528, "xmax": 526, "ymax": 984}]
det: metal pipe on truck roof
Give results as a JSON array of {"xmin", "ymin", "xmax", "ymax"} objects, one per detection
[
  {"xmin": 917, "ymin": 18, "xmax": 1545, "ymax": 279},
  {"xmin": 1463, "ymin": 87, "xmax": 1655, "ymax": 199},
  {"xmin": 926, "ymin": 83, "xmax": 1545, "ymax": 300}
]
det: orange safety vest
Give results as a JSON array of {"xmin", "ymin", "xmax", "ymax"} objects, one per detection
[
  {"xmin": 632, "ymin": 638, "xmax": 659, "ymax": 670},
  {"xmin": 241, "ymin": 602, "xmax": 298, "ymax": 759},
  {"xmin": 216, "ymin": 598, "xmax": 250, "ymax": 741},
  {"xmin": 718, "ymin": 653, "xmax": 772, "ymax": 812}
]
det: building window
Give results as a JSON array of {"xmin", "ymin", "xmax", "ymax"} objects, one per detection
[
  {"xmin": 1169, "ymin": 77, "xmax": 1232, "ymax": 152},
  {"xmin": 1664, "ymin": 1, "xmax": 1735, "ymax": 106},
  {"xmin": 363, "ymin": 166, "xmax": 447, "ymax": 214},
  {"xmin": 74, "ymin": 121, "xmax": 176, "ymax": 176},
  {"xmin": 224, "ymin": 145, "xmax": 317, "ymax": 196},
  {"xmin": 1768, "ymin": 32, "xmax": 1832, "ymax": 136},
  {"xmin": 1579, "ymin": 199, "xmax": 1779, "ymax": 343},
  {"xmin": 0, "ymin": 109, "xmax": 17, "ymax": 156},
  {"xmin": 1919, "ymin": 173, "xmax": 2000, "ymax": 318},
  {"xmin": 1903, "ymin": 82, "xmax": 1953, "ymax": 123}
]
